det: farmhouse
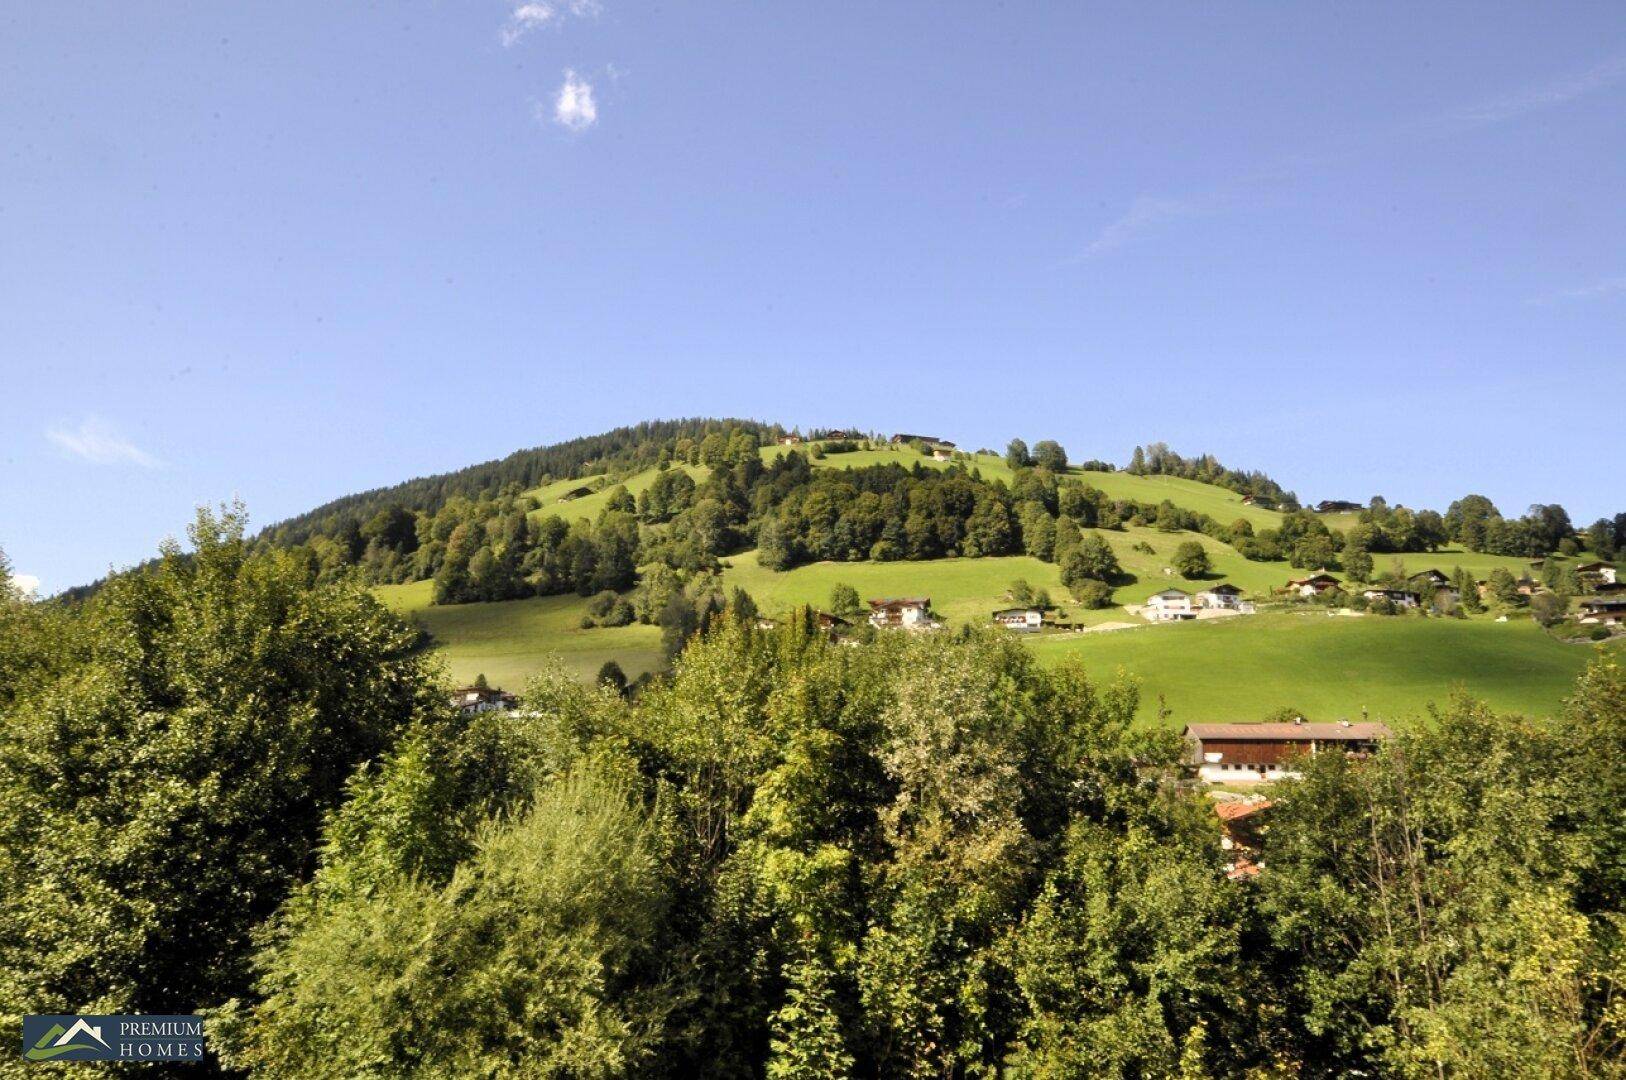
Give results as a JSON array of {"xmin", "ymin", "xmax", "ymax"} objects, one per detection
[
  {"xmin": 890, "ymin": 433, "xmax": 943, "ymax": 446},
  {"xmin": 1579, "ymin": 598, "xmax": 1626, "ymax": 626},
  {"xmin": 868, "ymin": 597, "xmax": 940, "ymax": 631},
  {"xmin": 1144, "ymin": 588, "xmax": 1197, "ymax": 621},
  {"xmin": 991, "ymin": 607, "xmax": 1044, "ymax": 633},
  {"xmin": 1240, "ymin": 494, "xmax": 1276, "ymax": 509},
  {"xmin": 1363, "ymin": 588, "xmax": 1420, "ymax": 608},
  {"xmin": 1195, "ymin": 583, "xmax": 1250, "ymax": 611},
  {"xmin": 813, "ymin": 610, "xmax": 851, "ymax": 631},
  {"xmin": 820, "ymin": 429, "xmax": 854, "ymax": 440},
  {"xmin": 449, "ymin": 684, "xmax": 517, "ymax": 715},
  {"xmin": 777, "ymin": 434, "xmax": 803, "ymax": 446},
  {"xmin": 1285, "ymin": 573, "xmax": 1342, "ymax": 598},
  {"xmin": 1315, "ymin": 500, "xmax": 1362, "ymax": 513},
  {"xmin": 1576, "ymin": 561, "xmax": 1618, "ymax": 585},
  {"xmin": 932, "ymin": 447, "xmax": 954, "ymax": 461},
  {"xmin": 1185, "ymin": 720, "xmax": 1390, "ymax": 784}
]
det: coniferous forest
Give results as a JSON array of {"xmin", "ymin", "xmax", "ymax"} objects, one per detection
[{"xmin": 1, "ymin": 510, "xmax": 1622, "ymax": 1078}]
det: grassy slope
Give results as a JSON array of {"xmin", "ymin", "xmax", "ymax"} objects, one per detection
[
  {"xmin": 1027, "ymin": 611, "xmax": 1613, "ymax": 725},
  {"xmin": 394, "ymin": 442, "xmax": 1608, "ymax": 716},
  {"xmin": 376, "ymin": 579, "xmax": 662, "ymax": 688},
  {"xmin": 523, "ymin": 465, "xmax": 711, "ymax": 525}
]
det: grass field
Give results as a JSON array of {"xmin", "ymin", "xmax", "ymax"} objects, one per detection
[
  {"xmin": 1027, "ymin": 611, "xmax": 1612, "ymax": 724},
  {"xmin": 375, "ymin": 579, "xmax": 662, "ymax": 688},
  {"xmin": 523, "ymin": 464, "xmax": 711, "ymax": 524},
  {"xmin": 410, "ymin": 449, "xmax": 1613, "ymax": 715},
  {"xmin": 721, "ymin": 530, "xmax": 1286, "ymax": 618}
]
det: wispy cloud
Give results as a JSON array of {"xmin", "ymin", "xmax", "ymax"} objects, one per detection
[
  {"xmin": 1531, "ymin": 275, "xmax": 1626, "ymax": 304},
  {"xmin": 1078, "ymin": 196, "xmax": 1204, "ymax": 260},
  {"xmin": 499, "ymin": 0, "xmax": 600, "ymax": 47},
  {"xmin": 1423, "ymin": 54, "xmax": 1626, "ymax": 132},
  {"xmin": 46, "ymin": 417, "xmax": 162, "ymax": 468},
  {"xmin": 548, "ymin": 69, "xmax": 598, "ymax": 131},
  {"xmin": 1077, "ymin": 52, "xmax": 1626, "ymax": 260}
]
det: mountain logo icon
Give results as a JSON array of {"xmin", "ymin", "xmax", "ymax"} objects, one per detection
[{"xmin": 24, "ymin": 1017, "xmax": 111, "ymax": 1061}]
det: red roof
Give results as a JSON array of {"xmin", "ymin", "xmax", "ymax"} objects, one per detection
[{"xmin": 1214, "ymin": 799, "xmax": 1273, "ymax": 822}]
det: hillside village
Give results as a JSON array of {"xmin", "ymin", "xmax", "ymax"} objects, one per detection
[{"xmin": 242, "ymin": 419, "xmax": 1623, "ymax": 722}]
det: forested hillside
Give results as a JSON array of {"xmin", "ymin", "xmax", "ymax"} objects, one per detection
[
  {"xmin": 3, "ymin": 533, "xmax": 1622, "ymax": 1077},
  {"xmin": 240, "ymin": 421, "xmax": 1623, "ymax": 616}
]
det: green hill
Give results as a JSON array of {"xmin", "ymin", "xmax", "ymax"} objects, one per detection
[
  {"xmin": 378, "ymin": 543, "xmax": 1615, "ymax": 724},
  {"xmin": 376, "ymin": 579, "xmax": 662, "ymax": 687},
  {"xmin": 1027, "ymin": 611, "xmax": 1608, "ymax": 724}
]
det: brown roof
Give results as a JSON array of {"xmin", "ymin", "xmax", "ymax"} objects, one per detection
[
  {"xmin": 1576, "ymin": 562, "xmax": 1614, "ymax": 572},
  {"xmin": 1185, "ymin": 721, "xmax": 1391, "ymax": 741},
  {"xmin": 1214, "ymin": 799, "xmax": 1273, "ymax": 821},
  {"xmin": 869, "ymin": 597, "xmax": 930, "ymax": 608}
]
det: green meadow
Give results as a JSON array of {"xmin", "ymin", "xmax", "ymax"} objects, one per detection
[
  {"xmin": 523, "ymin": 464, "xmax": 711, "ymax": 524},
  {"xmin": 1028, "ymin": 611, "xmax": 1610, "ymax": 725},
  {"xmin": 385, "ymin": 452, "xmax": 1613, "ymax": 721},
  {"xmin": 375, "ymin": 579, "xmax": 663, "ymax": 688}
]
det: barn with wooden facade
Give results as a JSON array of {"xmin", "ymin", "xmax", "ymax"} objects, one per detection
[{"xmin": 1184, "ymin": 720, "xmax": 1390, "ymax": 784}]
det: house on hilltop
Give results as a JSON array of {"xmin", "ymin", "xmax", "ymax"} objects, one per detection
[
  {"xmin": 1145, "ymin": 588, "xmax": 1197, "ymax": 621},
  {"xmin": 1185, "ymin": 719, "xmax": 1390, "ymax": 784},
  {"xmin": 1316, "ymin": 500, "xmax": 1363, "ymax": 513},
  {"xmin": 1195, "ymin": 583, "xmax": 1251, "ymax": 611},
  {"xmin": 868, "ymin": 597, "xmax": 940, "ymax": 631},
  {"xmin": 777, "ymin": 434, "xmax": 803, "ymax": 446},
  {"xmin": 1286, "ymin": 573, "xmax": 1343, "ymax": 598},
  {"xmin": 1579, "ymin": 598, "xmax": 1626, "ymax": 626},
  {"xmin": 1576, "ymin": 561, "xmax": 1618, "ymax": 586},
  {"xmin": 450, "ymin": 685, "xmax": 517, "ymax": 715},
  {"xmin": 992, "ymin": 607, "xmax": 1043, "ymax": 633}
]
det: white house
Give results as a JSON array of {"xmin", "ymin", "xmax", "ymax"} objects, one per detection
[
  {"xmin": 1362, "ymin": 588, "xmax": 1420, "ymax": 608},
  {"xmin": 869, "ymin": 597, "xmax": 940, "ymax": 631},
  {"xmin": 450, "ymin": 685, "xmax": 517, "ymax": 714},
  {"xmin": 1144, "ymin": 588, "xmax": 1197, "ymax": 621},
  {"xmin": 1195, "ymin": 583, "xmax": 1252, "ymax": 612},
  {"xmin": 1579, "ymin": 598, "xmax": 1626, "ymax": 626},
  {"xmin": 1576, "ymin": 562, "xmax": 1618, "ymax": 585},
  {"xmin": 992, "ymin": 607, "xmax": 1043, "ymax": 633},
  {"xmin": 1286, "ymin": 573, "xmax": 1342, "ymax": 598}
]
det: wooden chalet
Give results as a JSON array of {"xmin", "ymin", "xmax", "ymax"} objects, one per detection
[
  {"xmin": 1285, "ymin": 573, "xmax": 1343, "ymax": 598},
  {"xmin": 868, "ymin": 597, "xmax": 938, "ymax": 630},
  {"xmin": 1185, "ymin": 720, "xmax": 1389, "ymax": 783},
  {"xmin": 450, "ymin": 685, "xmax": 518, "ymax": 715}
]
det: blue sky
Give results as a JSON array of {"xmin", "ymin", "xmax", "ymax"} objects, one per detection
[{"xmin": 3, "ymin": 3, "xmax": 1623, "ymax": 593}]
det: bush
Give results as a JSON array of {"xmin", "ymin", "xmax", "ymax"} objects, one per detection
[{"xmin": 1073, "ymin": 579, "xmax": 1114, "ymax": 609}]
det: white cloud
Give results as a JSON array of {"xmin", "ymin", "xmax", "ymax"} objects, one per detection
[
  {"xmin": 500, "ymin": 0, "xmax": 600, "ymax": 46},
  {"xmin": 1431, "ymin": 53, "xmax": 1626, "ymax": 131},
  {"xmin": 46, "ymin": 417, "xmax": 162, "ymax": 468},
  {"xmin": 1533, "ymin": 275, "xmax": 1626, "ymax": 304},
  {"xmin": 10, "ymin": 573, "xmax": 40, "ymax": 599},
  {"xmin": 550, "ymin": 70, "xmax": 598, "ymax": 131},
  {"xmin": 1077, "ymin": 196, "xmax": 1204, "ymax": 260}
]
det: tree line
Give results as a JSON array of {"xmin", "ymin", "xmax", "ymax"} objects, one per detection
[{"xmin": 2, "ymin": 522, "xmax": 1622, "ymax": 1077}]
